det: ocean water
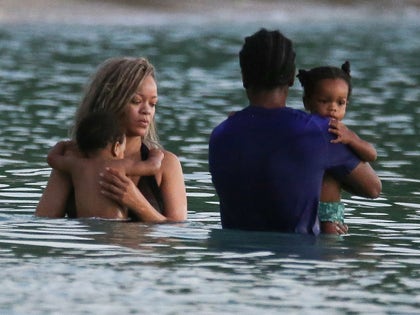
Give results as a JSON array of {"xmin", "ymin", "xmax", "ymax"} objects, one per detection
[{"xmin": 0, "ymin": 1, "xmax": 419, "ymax": 314}]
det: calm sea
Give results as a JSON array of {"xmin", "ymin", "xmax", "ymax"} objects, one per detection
[{"xmin": 0, "ymin": 1, "xmax": 419, "ymax": 314}]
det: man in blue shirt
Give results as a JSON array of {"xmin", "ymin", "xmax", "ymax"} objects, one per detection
[{"xmin": 208, "ymin": 29, "xmax": 381, "ymax": 235}]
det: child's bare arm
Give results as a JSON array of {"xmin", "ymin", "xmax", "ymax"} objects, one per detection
[
  {"xmin": 47, "ymin": 141, "xmax": 76, "ymax": 172},
  {"xmin": 328, "ymin": 119, "xmax": 377, "ymax": 162},
  {"xmin": 125, "ymin": 149, "xmax": 164, "ymax": 176}
]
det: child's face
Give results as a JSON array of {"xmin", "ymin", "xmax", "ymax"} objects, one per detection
[{"xmin": 305, "ymin": 78, "xmax": 349, "ymax": 121}]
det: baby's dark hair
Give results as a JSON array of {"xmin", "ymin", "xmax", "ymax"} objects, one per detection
[
  {"xmin": 76, "ymin": 111, "xmax": 125, "ymax": 155},
  {"xmin": 297, "ymin": 61, "xmax": 352, "ymax": 99},
  {"xmin": 239, "ymin": 28, "xmax": 296, "ymax": 90}
]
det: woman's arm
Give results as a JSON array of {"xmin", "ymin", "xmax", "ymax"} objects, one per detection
[
  {"xmin": 157, "ymin": 150, "xmax": 188, "ymax": 221},
  {"xmin": 99, "ymin": 150, "xmax": 187, "ymax": 223},
  {"xmin": 36, "ymin": 141, "xmax": 78, "ymax": 218},
  {"xmin": 35, "ymin": 168, "xmax": 72, "ymax": 218},
  {"xmin": 99, "ymin": 169, "xmax": 167, "ymax": 222}
]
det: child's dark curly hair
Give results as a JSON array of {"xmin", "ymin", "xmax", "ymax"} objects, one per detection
[{"xmin": 297, "ymin": 61, "xmax": 352, "ymax": 99}]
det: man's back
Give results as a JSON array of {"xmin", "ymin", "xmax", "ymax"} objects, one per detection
[{"xmin": 209, "ymin": 105, "xmax": 360, "ymax": 234}]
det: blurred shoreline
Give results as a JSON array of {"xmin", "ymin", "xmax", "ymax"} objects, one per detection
[{"xmin": 1, "ymin": 0, "xmax": 420, "ymax": 24}]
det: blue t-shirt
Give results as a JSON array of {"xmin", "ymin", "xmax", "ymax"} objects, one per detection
[{"xmin": 208, "ymin": 105, "xmax": 360, "ymax": 235}]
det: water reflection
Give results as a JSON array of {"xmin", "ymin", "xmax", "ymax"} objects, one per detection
[{"xmin": 208, "ymin": 229, "xmax": 363, "ymax": 261}]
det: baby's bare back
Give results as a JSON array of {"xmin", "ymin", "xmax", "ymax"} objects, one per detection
[{"xmin": 71, "ymin": 160, "xmax": 128, "ymax": 219}]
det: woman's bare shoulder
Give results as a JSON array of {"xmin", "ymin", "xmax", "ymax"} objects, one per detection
[
  {"xmin": 161, "ymin": 150, "xmax": 181, "ymax": 168},
  {"xmin": 158, "ymin": 150, "xmax": 182, "ymax": 182}
]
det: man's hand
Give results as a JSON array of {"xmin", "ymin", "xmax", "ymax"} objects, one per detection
[{"xmin": 321, "ymin": 221, "xmax": 349, "ymax": 234}]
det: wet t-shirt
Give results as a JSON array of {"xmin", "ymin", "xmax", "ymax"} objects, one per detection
[{"xmin": 209, "ymin": 105, "xmax": 359, "ymax": 235}]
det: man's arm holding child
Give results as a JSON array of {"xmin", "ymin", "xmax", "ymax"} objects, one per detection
[{"xmin": 328, "ymin": 119, "xmax": 381, "ymax": 198}]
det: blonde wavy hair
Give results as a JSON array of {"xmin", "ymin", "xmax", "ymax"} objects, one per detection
[{"xmin": 71, "ymin": 57, "xmax": 160, "ymax": 148}]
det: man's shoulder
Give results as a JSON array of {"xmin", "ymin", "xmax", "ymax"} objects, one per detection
[
  {"xmin": 210, "ymin": 107, "xmax": 329, "ymax": 132},
  {"xmin": 288, "ymin": 109, "xmax": 327, "ymax": 123},
  {"xmin": 300, "ymin": 112, "xmax": 330, "ymax": 130}
]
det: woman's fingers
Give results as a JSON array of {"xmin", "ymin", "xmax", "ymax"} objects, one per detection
[
  {"xmin": 100, "ymin": 168, "xmax": 127, "ymax": 186},
  {"xmin": 100, "ymin": 168, "xmax": 125, "ymax": 195},
  {"xmin": 99, "ymin": 168, "xmax": 137, "ymax": 208}
]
